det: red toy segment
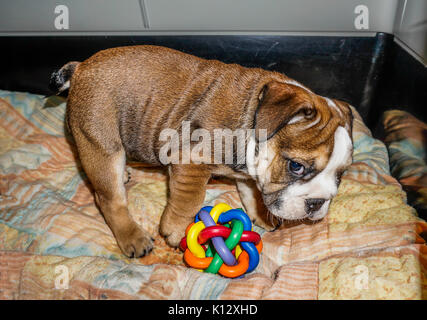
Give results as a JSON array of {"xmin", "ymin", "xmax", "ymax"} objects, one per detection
[
  {"xmin": 180, "ymin": 226, "xmax": 261, "ymax": 251},
  {"xmin": 199, "ymin": 226, "xmax": 261, "ymax": 245}
]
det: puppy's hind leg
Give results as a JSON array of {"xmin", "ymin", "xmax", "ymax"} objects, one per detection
[{"xmin": 73, "ymin": 131, "xmax": 153, "ymax": 258}]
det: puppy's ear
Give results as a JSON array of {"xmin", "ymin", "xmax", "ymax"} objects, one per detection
[
  {"xmin": 254, "ymin": 81, "xmax": 315, "ymax": 141},
  {"xmin": 334, "ymin": 99, "xmax": 354, "ymax": 137}
]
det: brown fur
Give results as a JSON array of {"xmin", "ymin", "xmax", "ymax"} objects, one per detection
[{"xmin": 63, "ymin": 45, "xmax": 353, "ymax": 257}]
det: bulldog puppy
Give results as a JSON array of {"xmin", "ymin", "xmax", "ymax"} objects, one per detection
[{"xmin": 50, "ymin": 45, "xmax": 353, "ymax": 258}]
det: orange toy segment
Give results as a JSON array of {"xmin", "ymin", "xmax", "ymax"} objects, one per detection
[
  {"xmin": 218, "ymin": 241, "xmax": 263, "ymax": 278},
  {"xmin": 184, "ymin": 248, "xmax": 212, "ymax": 269}
]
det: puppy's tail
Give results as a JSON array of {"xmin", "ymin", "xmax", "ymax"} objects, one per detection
[{"xmin": 49, "ymin": 61, "xmax": 80, "ymax": 94}]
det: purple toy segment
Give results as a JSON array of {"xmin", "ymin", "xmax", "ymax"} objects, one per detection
[{"xmin": 199, "ymin": 210, "xmax": 237, "ymax": 266}]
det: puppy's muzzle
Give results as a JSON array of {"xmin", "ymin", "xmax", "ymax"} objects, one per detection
[{"xmin": 305, "ymin": 198, "xmax": 326, "ymax": 217}]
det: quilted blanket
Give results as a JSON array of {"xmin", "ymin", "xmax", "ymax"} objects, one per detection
[
  {"xmin": 383, "ymin": 110, "xmax": 427, "ymax": 219},
  {"xmin": 0, "ymin": 89, "xmax": 426, "ymax": 300}
]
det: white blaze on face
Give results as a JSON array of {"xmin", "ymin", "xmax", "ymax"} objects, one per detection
[{"xmin": 271, "ymin": 126, "xmax": 352, "ymax": 220}]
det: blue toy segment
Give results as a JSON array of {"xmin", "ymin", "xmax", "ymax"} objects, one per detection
[
  {"xmin": 240, "ymin": 241, "xmax": 259, "ymax": 272},
  {"xmin": 217, "ymin": 209, "xmax": 252, "ymax": 231}
]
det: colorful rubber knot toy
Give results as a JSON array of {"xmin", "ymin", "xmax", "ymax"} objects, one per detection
[{"xmin": 179, "ymin": 203, "xmax": 263, "ymax": 278}]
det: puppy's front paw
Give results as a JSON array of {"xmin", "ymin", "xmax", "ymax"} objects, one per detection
[
  {"xmin": 159, "ymin": 213, "xmax": 190, "ymax": 247},
  {"xmin": 116, "ymin": 224, "xmax": 154, "ymax": 258},
  {"xmin": 252, "ymin": 217, "xmax": 276, "ymax": 232}
]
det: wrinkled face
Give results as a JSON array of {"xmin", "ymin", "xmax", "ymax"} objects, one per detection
[{"xmin": 247, "ymin": 80, "xmax": 353, "ymax": 221}]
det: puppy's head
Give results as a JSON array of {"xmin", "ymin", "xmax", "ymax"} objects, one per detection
[{"xmin": 247, "ymin": 80, "xmax": 353, "ymax": 221}]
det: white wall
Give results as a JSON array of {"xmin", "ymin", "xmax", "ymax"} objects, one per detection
[
  {"xmin": 0, "ymin": 0, "xmax": 398, "ymax": 33},
  {"xmin": 394, "ymin": 0, "xmax": 427, "ymax": 62},
  {"xmin": 0, "ymin": 0, "xmax": 425, "ymax": 61}
]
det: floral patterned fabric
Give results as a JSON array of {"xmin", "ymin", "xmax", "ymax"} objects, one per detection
[
  {"xmin": 0, "ymin": 90, "xmax": 426, "ymax": 300},
  {"xmin": 383, "ymin": 110, "xmax": 427, "ymax": 219}
]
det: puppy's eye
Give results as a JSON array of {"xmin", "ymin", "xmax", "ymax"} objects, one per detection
[{"xmin": 288, "ymin": 160, "xmax": 305, "ymax": 176}]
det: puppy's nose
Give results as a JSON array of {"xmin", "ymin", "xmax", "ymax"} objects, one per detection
[{"xmin": 305, "ymin": 198, "xmax": 326, "ymax": 216}]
